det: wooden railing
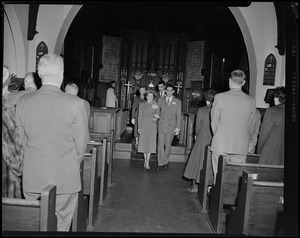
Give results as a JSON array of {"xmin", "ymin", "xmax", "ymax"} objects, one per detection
[{"xmin": 88, "ymin": 107, "xmax": 130, "ymax": 143}]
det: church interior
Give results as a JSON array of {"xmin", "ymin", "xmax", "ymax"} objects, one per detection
[
  {"xmin": 63, "ymin": 2, "xmax": 249, "ymax": 112},
  {"xmin": 2, "ymin": 2, "xmax": 298, "ymax": 236}
]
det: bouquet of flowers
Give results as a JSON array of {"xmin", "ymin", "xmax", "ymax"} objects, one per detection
[
  {"xmin": 151, "ymin": 101, "xmax": 160, "ymax": 121},
  {"xmin": 151, "ymin": 102, "xmax": 159, "ymax": 110}
]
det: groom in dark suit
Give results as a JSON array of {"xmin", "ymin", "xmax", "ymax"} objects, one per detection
[{"xmin": 157, "ymin": 83, "xmax": 182, "ymax": 170}]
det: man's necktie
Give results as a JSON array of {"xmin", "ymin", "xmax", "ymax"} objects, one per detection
[{"xmin": 167, "ymin": 97, "xmax": 171, "ymax": 105}]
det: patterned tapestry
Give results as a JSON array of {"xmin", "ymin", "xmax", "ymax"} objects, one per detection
[{"xmin": 99, "ymin": 35, "xmax": 121, "ymax": 83}]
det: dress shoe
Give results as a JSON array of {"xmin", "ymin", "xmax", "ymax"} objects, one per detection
[
  {"xmin": 190, "ymin": 186, "xmax": 198, "ymax": 193},
  {"xmin": 156, "ymin": 165, "xmax": 164, "ymax": 171},
  {"xmin": 163, "ymin": 164, "xmax": 168, "ymax": 169},
  {"xmin": 207, "ymin": 186, "xmax": 212, "ymax": 195}
]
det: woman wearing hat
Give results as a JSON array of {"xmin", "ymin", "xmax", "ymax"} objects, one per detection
[
  {"xmin": 131, "ymin": 85, "xmax": 146, "ymax": 150},
  {"xmin": 257, "ymin": 86, "xmax": 285, "ymax": 165},
  {"xmin": 137, "ymin": 89, "xmax": 160, "ymax": 170},
  {"xmin": 183, "ymin": 89, "xmax": 217, "ymax": 192}
]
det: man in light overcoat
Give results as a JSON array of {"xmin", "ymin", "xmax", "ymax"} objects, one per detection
[
  {"xmin": 16, "ymin": 53, "xmax": 90, "ymax": 231},
  {"xmin": 210, "ymin": 69, "xmax": 256, "ymax": 184}
]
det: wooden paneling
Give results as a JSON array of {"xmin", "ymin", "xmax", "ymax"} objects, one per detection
[
  {"xmin": 209, "ymin": 156, "xmax": 284, "ymax": 233},
  {"xmin": 72, "ymin": 161, "xmax": 88, "ymax": 232},
  {"xmin": 228, "ymin": 171, "xmax": 284, "ymax": 236},
  {"xmin": 2, "ymin": 185, "xmax": 57, "ymax": 232}
]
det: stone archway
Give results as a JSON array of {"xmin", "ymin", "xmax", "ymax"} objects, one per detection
[
  {"xmin": 54, "ymin": 4, "xmax": 258, "ymax": 99},
  {"xmin": 3, "ymin": 4, "xmax": 26, "ymax": 76},
  {"xmin": 54, "ymin": 5, "xmax": 83, "ymax": 54},
  {"xmin": 52, "ymin": 3, "xmax": 280, "ymax": 106},
  {"xmin": 229, "ymin": 6, "xmax": 257, "ymax": 98}
]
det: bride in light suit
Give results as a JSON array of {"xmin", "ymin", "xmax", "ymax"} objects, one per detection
[{"xmin": 137, "ymin": 89, "xmax": 160, "ymax": 170}]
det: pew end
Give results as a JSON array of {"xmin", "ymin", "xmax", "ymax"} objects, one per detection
[
  {"xmin": 90, "ymin": 131, "xmax": 113, "ymax": 188},
  {"xmin": 78, "ymin": 138, "xmax": 109, "ymax": 230},
  {"xmin": 197, "ymin": 145, "xmax": 212, "ymax": 213},
  {"xmin": 197, "ymin": 149, "xmax": 261, "ymax": 215},
  {"xmin": 72, "ymin": 160, "xmax": 88, "ymax": 232},
  {"xmin": 83, "ymin": 147, "xmax": 100, "ymax": 230},
  {"xmin": 227, "ymin": 171, "xmax": 284, "ymax": 236},
  {"xmin": 2, "ymin": 184, "xmax": 57, "ymax": 231},
  {"xmin": 209, "ymin": 155, "xmax": 284, "ymax": 234}
]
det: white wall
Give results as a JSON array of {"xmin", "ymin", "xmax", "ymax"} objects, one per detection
[
  {"xmin": 3, "ymin": 11, "xmax": 17, "ymax": 74},
  {"xmin": 27, "ymin": 5, "xmax": 75, "ymax": 72},
  {"xmin": 231, "ymin": 2, "xmax": 285, "ymax": 108},
  {"xmin": 3, "ymin": 4, "xmax": 27, "ymax": 77}
]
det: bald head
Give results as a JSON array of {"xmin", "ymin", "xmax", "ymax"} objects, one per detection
[
  {"xmin": 38, "ymin": 53, "xmax": 64, "ymax": 87},
  {"xmin": 24, "ymin": 72, "xmax": 37, "ymax": 90},
  {"xmin": 65, "ymin": 83, "xmax": 79, "ymax": 96}
]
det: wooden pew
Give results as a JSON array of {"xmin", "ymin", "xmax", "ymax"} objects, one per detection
[
  {"xmin": 197, "ymin": 145, "xmax": 260, "ymax": 213},
  {"xmin": 72, "ymin": 160, "xmax": 88, "ymax": 232},
  {"xmin": 227, "ymin": 171, "xmax": 284, "ymax": 236},
  {"xmin": 2, "ymin": 185, "xmax": 57, "ymax": 231},
  {"xmin": 73, "ymin": 143, "xmax": 105, "ymax": 231},
  {"xmin": 115, "ymin": 108, "xmax": 130, "ymax": 140},
  {"xmin": 209, "ymin": 155, "xmax": 284, "ymax": 233},
  {"xmin": 90, "ymin": 131, "xmax": 114, "ymax": 188},
  {"xmin": 88, "ymin": 107, "xmax": 128, "ymax": 144},
  {"xmin": 89, "ymin": 107, "xmax": 119, "ymax": 136},
  {"xmin": 86, "ymin": 139, "xmax": 108, "ymax": 205},
  {"xmin": 197, "ymin": 145, "xmax": 213, "ymax": 213},
  {"xmin": 82, "ymin": 145, "xmax": 100, "ymax": 230}
]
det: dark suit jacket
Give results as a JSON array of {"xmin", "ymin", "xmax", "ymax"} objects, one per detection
[
  {"xmin": 16, "ymin": 84, "xmax": 90, "ymax": 194},
  {"xmin": 156, "ymin": 91, "xmax": 166, "ymax": 101},
  {"xmin": 257, "ymin": 104, "xmax": 284, "ymax": 165},
  {"xmin": 131, "ymin": 95, "xmax": 144, "ymax": 120}
]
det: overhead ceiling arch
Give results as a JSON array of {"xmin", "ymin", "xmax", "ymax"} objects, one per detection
[
  {"xmin": 54, "ymin": 5, "xmax": 82, "ymax": 54},
  {"xmin": 53, "ymin": 2, "xmax": 268, "ymax": 98},
  {"xmin": 70, "ymin": 2, "xmax": 245, "ymax": 41}
]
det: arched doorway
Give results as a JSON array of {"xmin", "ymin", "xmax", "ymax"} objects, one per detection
[
  {"xmin": 3, "ymin": 4, "xmax": 26, "ymax": 77},
  {"xmin": 61, "ymin": 3, "xmax": 251, "ymax": 108}
]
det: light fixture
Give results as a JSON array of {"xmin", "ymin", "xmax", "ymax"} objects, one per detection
[{"xmin": 148, "ymin": 80, "xmax": 154, "ymax": 88}]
